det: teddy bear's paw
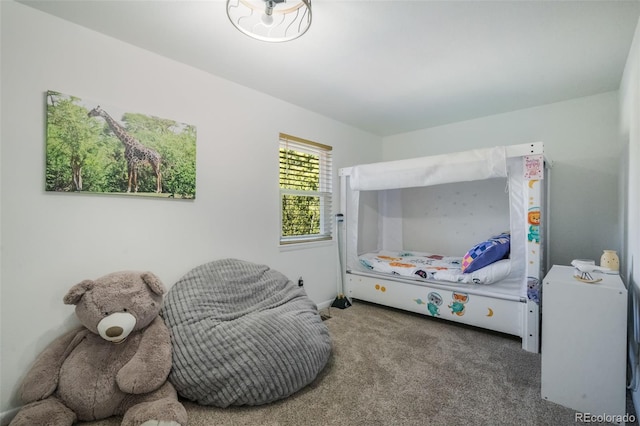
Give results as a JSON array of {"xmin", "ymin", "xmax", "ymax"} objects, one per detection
[{"xmin": 139, "ymin": 421, "xmax": 181, "ymax": 426}]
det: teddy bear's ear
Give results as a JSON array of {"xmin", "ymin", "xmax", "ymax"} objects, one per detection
[
  {"xmin": 63, "ymin": 279, "xmax": 95, "ymax": 305},
  {"xmin": 141, "ymin": 272, "xmax": 166, "ymax": 296}
]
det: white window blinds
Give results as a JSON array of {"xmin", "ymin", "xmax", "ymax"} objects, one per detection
[{"xmin": 279, "ymin": 133, "xmax": 333, "ymax": 244}]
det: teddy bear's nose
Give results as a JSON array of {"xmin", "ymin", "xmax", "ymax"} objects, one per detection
[
  {"xmin": 97, "ymin": 312, "xmax": 136, "ymax": 343},
  {"xmin": 106, "ymin": 326, "xmax": 124, "ymax": 338}
]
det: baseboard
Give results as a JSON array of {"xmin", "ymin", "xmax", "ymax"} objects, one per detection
[
  {"xmin": 1, "ymin": 407, "xmax": 19, "ymax": 426},
  {"xmin": 317, "ymin": 299, "xmax": 334, "ymax": 310}
]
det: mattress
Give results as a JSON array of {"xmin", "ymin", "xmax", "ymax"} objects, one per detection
[{"xmin": 358, "ymin": 250, "xmax": 511, "ymax": 285}]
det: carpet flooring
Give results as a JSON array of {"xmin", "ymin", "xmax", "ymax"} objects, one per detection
[{"xmin": 81, "ymin": 300, "xmax": 636, "ymax": 426}]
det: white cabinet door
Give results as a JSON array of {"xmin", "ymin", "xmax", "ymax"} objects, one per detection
[{"xmin": 541, "ymin": 265, "xmax": 627, "ymax": 423}]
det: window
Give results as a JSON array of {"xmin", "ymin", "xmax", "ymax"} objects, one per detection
[{"xmin": 279, "ymin": 133, "xmax": 332, "ymax": 245}]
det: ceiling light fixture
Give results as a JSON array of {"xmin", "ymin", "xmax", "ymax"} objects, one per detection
[{"xmin": 226, "ymin": 0, "xmax": 312, "ymax": 43}]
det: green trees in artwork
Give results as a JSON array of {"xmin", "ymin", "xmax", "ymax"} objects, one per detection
[
  {"xmin": 45, "ymin": 91, "xmax": 196, "ymax": 198},
  {"xmin": 46, "ymin": 92, "xmax": 99, "ymax": 192}
]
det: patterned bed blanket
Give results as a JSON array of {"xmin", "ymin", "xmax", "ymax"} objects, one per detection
[{"xmin": 358, "ymin": 250, "xmax": 510, "ymax": 285}]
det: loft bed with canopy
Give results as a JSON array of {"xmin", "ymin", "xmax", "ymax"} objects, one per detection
[{"xmin": 338, "ymin": 143, "xmax": 548, "ymax": 353}]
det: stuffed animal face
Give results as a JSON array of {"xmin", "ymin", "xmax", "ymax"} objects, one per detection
[{"xmin": 64, "ymin": 271, "xmax": 165, "ymax": 343}]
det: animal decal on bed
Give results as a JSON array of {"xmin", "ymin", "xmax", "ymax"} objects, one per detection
[
  {"xmin": 526, "ymin": 177, "xmax": 543, "ymax": 309},
  {"xmin": 448, "ymin": 292, "xmax": 469, "ymax": 316},
  {"xmin": 427, "ymin": 292, "xmax": 442, "ymax": 316},
  {"xmin": 414, "ymin": 292, "xmax": 443, "ymax": 316},
  {"xmin": 528, "ymin": 207, "xmax": 541, "ymax": 243}
]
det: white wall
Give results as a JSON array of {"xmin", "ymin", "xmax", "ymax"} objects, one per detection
[
  {"xmin": 1, "ymin": 0, "xmax": 634, "ymax": 420},
  {"xmin": 620, "ymin": 17, "xmax": 640, "ymax": 413},
  {"xmin": 0, "ymin": 1, "xmax": 381, "ymax": 416},
  {"xmin": 621, "ymin": 19, "xmax": 640, "ymax": 304},
  {"xmin": 381, "ymin": 91, "xmax": 622, "ymax": 268}
]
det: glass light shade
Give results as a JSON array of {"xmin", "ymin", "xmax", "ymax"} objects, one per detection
[{"xmin": 227, "ymin": 0, "xmax": 312, "ymax": 42}]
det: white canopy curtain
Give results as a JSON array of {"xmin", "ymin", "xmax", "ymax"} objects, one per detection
[
  {"xmin": 349, "ymin": 146, "xmax": 507, "ymax": 191},
  {"xmin": 340, "ymin": 145, "xmax": 531, "ymax": 299}
]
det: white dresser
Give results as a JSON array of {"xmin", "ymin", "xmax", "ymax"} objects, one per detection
[{"xmin": 541, "ymin": 265, "xmax": 627, "ymax": 423}]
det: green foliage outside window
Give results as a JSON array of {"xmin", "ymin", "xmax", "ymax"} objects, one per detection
[
  {"xmin": 279, "ymin": 140, "xmax": 331, "ymax": 243},
  {"xmin": 280, "ymin": 148, "xmax": 321, "ymax": 236}
]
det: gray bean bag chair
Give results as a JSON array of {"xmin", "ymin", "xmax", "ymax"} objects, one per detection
[{"xmin": 161, "ymin": 258, "xmax": 332, "ymax": 407}]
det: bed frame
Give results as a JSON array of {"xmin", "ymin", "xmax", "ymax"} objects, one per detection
[{"xmin": 338, "ymin": 143, "xmax": 548, "ymax": 353}]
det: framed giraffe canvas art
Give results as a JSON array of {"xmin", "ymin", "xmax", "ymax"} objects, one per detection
[{"xmin": 45, "ymin": 90, "xmax": 197, "ymax": 199}]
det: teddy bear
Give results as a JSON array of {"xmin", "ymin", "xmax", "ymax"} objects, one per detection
[{"xmin": 9, "ymin": 271, "xmax": 188, "ymax": 426}]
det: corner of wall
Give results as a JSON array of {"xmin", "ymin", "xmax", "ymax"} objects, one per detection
[{"xmin": 0, "ymin": 407, "xmax": 19, "ymax": 426}]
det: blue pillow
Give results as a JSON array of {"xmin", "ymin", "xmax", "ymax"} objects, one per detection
[{"xmin": 461, "ymin": 233, "xmax": 510, "ymax": 273}]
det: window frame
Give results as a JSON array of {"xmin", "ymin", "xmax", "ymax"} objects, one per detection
[{"xmin": 278, "ymin": 133, "xmax": 333, "ymax": 246}]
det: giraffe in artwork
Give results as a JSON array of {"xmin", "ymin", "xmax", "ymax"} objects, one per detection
[{"xmin": 88, "ymin": 106, "xmax": 162, "ymax": 193}]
